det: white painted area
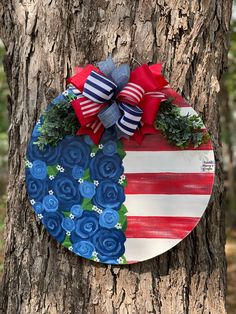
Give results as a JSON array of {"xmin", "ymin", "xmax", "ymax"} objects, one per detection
[
  {"xmin": 125, "ymin": 238, "xmax": 181, "ymax": 262},
  {"xmin": 123, "ymin": 150, "xmax": 215, "ymax": 173},
  {"xmin": 124, "ymin": 194, "xmax": 211, "ymax": 217}
]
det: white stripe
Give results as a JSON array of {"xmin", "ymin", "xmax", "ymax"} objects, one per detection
[
  {"xmin": 83, "ymin": 91, "xmax": 102, "ymax": 103},
  {"xmin": 81, "ymin": 99, "xmax": 93, "ymax": 105},
  {"xmin": 88, "ymin": 75, "xmax": 115, "ymax": 92},
  {"xmin": 125, "ymin": 194, "xmax": 211, "ymax": 217},
  {"xmin": 124, "ymin": 86, "xmax": 143, "ymax": 99},
  {"xmin": 128, "ymin": 82, "xmax": 145, "ymax": 94},
  {"xmin": 83, "ymin": 107, "xmax": 101, "ymax": 115},
  {"xmin": 82, "ymin": 102, "xmax": 100, "ymax": 110},
  {"xmin": 120, "ymin": 119, "xmax": 137, "ymax": 130},
  {"xmin": 123, "ymin": 150, "xmax": 215, "ymax": 173},
  {"xmin": 93, "ymin": 121, "xmax": 102, "ymax": 133},
  {"xmin": 125, "ymin": 238, "xmax": 180, "ymax": 262},
  {"xmin": 93, "ymin": 72, "xmax": 116, "ymax": 86},
  {"xmin": 116, "ymin": 123, "xmax": 133, "ymax": 136},
  {"xmin": 84, "ymin": 83, "xmax": 110, "ymax": 101},
  {"xmin": 119, "ymin": 90, "xmax": 140, "ymax": 102},
  {"xmin": 124, "ymin": 112, "xmax": 142, "ymax": 122}
]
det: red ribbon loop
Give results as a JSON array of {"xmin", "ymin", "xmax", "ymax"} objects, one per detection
[{"xmin": 68, "ymin": 63, "xmax": 170, "ymax": 145}]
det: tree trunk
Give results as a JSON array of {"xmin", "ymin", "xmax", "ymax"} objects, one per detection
[{"xmin": 0, "ymin": 1, "xmax": 232, "ymax": 313}]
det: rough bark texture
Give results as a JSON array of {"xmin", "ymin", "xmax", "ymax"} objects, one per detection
[{"xmin": 0, "ymin": 1, "xmax": 232, "ymax": 313}]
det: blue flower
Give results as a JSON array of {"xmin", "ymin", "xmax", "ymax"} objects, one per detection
[
  {"xmin": 102, "ymin": 140, "xmax": 117, "ymax": 156},
  {"xmin": 73, "ymin": 240, "xmax": 95, "ymax": 258},
  {"xmin": 42, "ymin": 211, "xmax": 66, "ymax": 243},
  {"xmin": 79, "ymin": 181, "xmax": 96, "ymax": 199},
  {"xmin": 91, "ymin": 229, "xmax": 126, "ymax": 261},
  {"xmin": 43, "ymin": 195, "xmax": 59, "ymax": 212},
  {"xmin": 27, "ymin": 139, "xmax": 61, "ymax": 165},
  {"xmin": 99, "ymin": 208, "xmax": 119, "ymax": 229},
  {"xmin": 72, "ymin": 166, "xmax": 84, "ymax": 180},
  {"xmin": 59, "ymin": 136, "xmax": 91, "ymax": 169},
  {"xmin": 61, "ymin": 217, "xmax": 75, "ymax": 232},
  {"xmin": 30, "ymin": 160, "xmax": 47, "ymax": 180},
  {"xmin": 93, "ymin": 180, "xmax": 125, "ymax": 211},
  {"xmin": 51, "ymin": 173, "xmax": 81, "ymax": 211},
  {"xmin": 33, "ymin": 202, "xmax": 44, "ymax": 214},
  {"xmin": 89, "ymin": 152, "xmax": 124, "ymax": 182},
  {"xmin": 70, "ymin": 211, "xmax": 99, "ymax": 242},
  {"xmin": 70, "ymin": 205, "xmax": 83, "ymax": 218},
  {"xmin": 25, "ymin": 170, "xmax": 48, "ymax": 202}
]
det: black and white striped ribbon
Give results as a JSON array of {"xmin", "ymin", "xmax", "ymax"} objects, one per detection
[
  {"xmin": 83, "ymin": 71, "xmax": 117, "ymax": 103},
  {"xmin": 116, "ymin": 103, "xmax": 143, "ymax": 137}
]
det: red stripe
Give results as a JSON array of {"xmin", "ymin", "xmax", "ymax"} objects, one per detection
[
  {"xmin": 125, "ymin": 216, "xmax": 200, "ymax": 238},
  {"xmin": 125, "ymin": 173, "xmax": 214, "ymax": 195},
  {"xmin": 122, "ymin": 133, "xmax": 212, "ymax": 151}
]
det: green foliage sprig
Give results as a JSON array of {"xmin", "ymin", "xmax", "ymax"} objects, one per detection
[
  {"xmin": 155, "ymin": 99, "xmax": 210, "ymax": 149},
  {"xmin": 35, "ymin": 102, "xmax": 80, "ymax": 150}
]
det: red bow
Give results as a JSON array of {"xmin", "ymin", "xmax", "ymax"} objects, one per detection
[{"xmin": 68, "ymin": 63, "xmax": 169, "ymax": 144}]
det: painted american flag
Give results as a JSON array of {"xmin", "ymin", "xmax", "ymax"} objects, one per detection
[{"xmin": 121, "ymin": 101, "xmax": 215, "ymax": 264}]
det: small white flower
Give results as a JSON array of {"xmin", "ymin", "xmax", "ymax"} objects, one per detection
[
  {"xmin": 92, "ymin": 205, "xmax": 98, "ymax": 211},
  {"xmin": 78, "ymin": 178, "xmax": 84, "ymax": 183},
  {"xmin": 66, "ymin": 231, "xmax": 71, "ymax": 236},
  {"xmin": 94, "ymin": 257, "xmax": 100, "ymax": 262},
  {"xmin": 69, "ymin": 246, "xmax": 73, "ymax": 251},
  {"xmin": 115, "ymin": 223, "xmax": 122, "ymax": 229},
  {"xmin": 69, "ymin": 214, "xmax": 75, "ymax": 219},
  {"xmin": 94, "ymin": 180, "xmax": 99, "ymax": 186},
  {"xmin": 56, "ymin": 165, "xmax": 61, "ymax": 171},
  {"xmin": 37, "ymin": 214, "xmax": 43, "ymax": 219},
  {"xmin": 121, "ymin": 174, "xmax": 126, "ymax": 180},
  {"xmin": 98, "ymin": 144, "xmax": 104, "ymax": 149},
  {"xmin": 92, "ymin": 250, "xmax": 98, "ymax": 257},
  {"xmin": 97, "ymin": 209, "xmax": 103, "ymax": 214},
  {"xmin": 30, "ymin": 199, "xmax": 36, "ymax": 205},
  {"xmin": 60, "ymin": 167, "xmax": 65, "ymax": 173},
  {"xmin": 25, "ymin": 160, "xmax": 29, "ymax": 166},
  {"xmin": 36, "ymin": 119, "xmax": 41, "ymax": 125},
  {"xmin": 63, "ymin": 90, "xmax": 69, "ymax": 96},
  {"xmin": 48, "ymin": 190, "xmax": 54, "ymax": 195},
  {"xmin": 28, "ymin": 162, "xmax": 33, "ymax": 168},
  {"xmin": 117, "ymin": 257, "xmax": 124, "ymax": 264},
  {"xmin": 49, "ymin": 175, "xmax": 55, "ymax": 180},
  {"xmin": 90, "ymin": 152, "xmax": 96, "ymax": 157},
  {"xmin": 118, "ymin": 179, "xmax": 123, "ymax": 184}
]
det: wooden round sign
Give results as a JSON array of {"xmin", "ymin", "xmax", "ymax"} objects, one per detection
[{"xmin": 25, "ymin": 103, "xmax": 215, "ymax": 265}]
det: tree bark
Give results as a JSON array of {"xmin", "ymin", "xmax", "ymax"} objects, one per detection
[{"xmin": 0, "ymin": 1, "xmax": 232, "ymax": 313}]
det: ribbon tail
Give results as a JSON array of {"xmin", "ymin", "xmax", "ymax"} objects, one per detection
[{"xmin": 77, "ymin": 119, "xmax": 104, "ymax": 145}]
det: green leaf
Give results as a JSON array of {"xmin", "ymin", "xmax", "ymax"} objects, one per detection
[
  {"xmin": 118, "ymin": 205, "xmax": 128, "ymax": 232},
  {"xmin": 82, "ymin": 198, "xmax": 93, "ymax": 210},
  {"xmin": 82, "ymin": 168, "xmax": 90, "ymax": 180},
  {"xmin": 62, "ymin": 235, "xmax": 72, "ymax": 249},
  {"xmin": 117, "ymin": 147, "xmax": 126, "ymax": 159},
  {"xmin": 121, "ymin": 179, "xmax": 128, "ymax": 187},
  {"xmin": 47, "ymin": 165, "xmax": 59, "ymax": 177},
  {"xmin": 116, "ymin": 140, "xmax": 124, "ymax": 150},
  {"xmin": 62, "ymin": 211, "xmax": 71, "ymax": 217},
  {"xmin": 120, "ymin": 255, "xmax": 127, "ymax": 264},
  {"xmin": 91, "ymin": 145, "xmax": 99, "ymax": 154},
  {"xmin": 118, "ymin": 204, "xmax": 128, "ymax": 215},
  {"xmin": 155, "ymin": 99, "xmax": 210, "ymax": 149}
]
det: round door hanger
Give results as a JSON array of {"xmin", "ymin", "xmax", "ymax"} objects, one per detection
[{"xmin": 25, "ymin": 60, "xmax": 215, "ymax": 265}]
